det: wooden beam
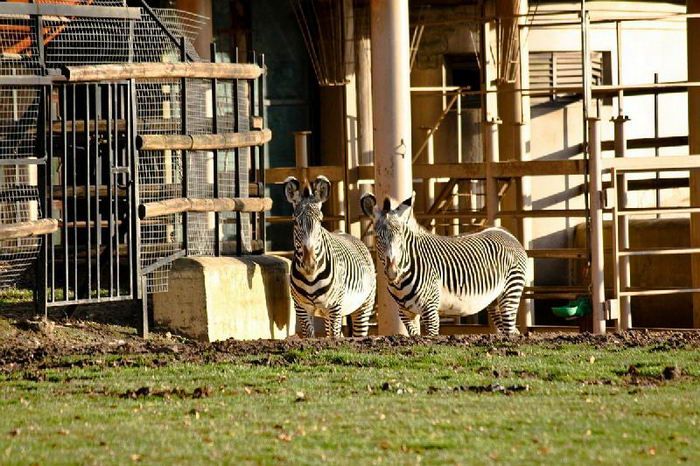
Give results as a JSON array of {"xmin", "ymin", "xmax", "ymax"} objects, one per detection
[
  {"xmin": 492, "ymin": 160, "xmax": 586, "ymax": 177},
  {"xmin": 0, "ymin": 3, "xmax": 141, "ymax": 19},
  {"xmin": 0, "ymin": 219, "xmax": 58, "ymax": 240},
  {"xmin": 601, "ymin": 135, "xmax": 688, "ymax": 151},
  {"xmin": 136, "ymin": 129, "xmax": 271, "ymax": 151},
  {"xmin": 413, "ymin": 163, "xmax": 485, "ymax": 179},
  {"xmin": 62, "ymin": 62, "xmax": 264, "ymax": 82},
  {"xmin": 603, "ymin": 155, "xmax": 700, "ymax": 172},
  {"xmin": 265, "ymin": 165, "xmax": 346, "ymax": 184},
  {"xmin": 138, "ymin": 197, "xmax": 272, "ymax": 219}
]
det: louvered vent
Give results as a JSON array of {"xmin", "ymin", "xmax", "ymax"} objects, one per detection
[{"xmin": 530, "ymin": 51, "xmax": 605, "ymax": 103}]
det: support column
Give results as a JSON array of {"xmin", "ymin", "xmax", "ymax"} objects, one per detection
[
  {"xmin": 613, "ymin": 115, "xmax": 631, "ymax": 329},
  {"xmin": 175, "ymin": 0, "xmax": 213, "ymax": 60},
  {"xmin": 371, "ymin": 0, "xmax": 414, "ymax": 335},
  {"xmin": 588, "ymin": 118, "xmax": 606, "ymax": 335},
  {"xmin": 688, "ymin": 0, "xmax": 700, "ymax": 328}
]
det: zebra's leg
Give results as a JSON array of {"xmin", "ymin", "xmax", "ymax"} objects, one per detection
[
  {"xmin": 421, "ymin": 305, "xmax": 440, "ymax": 337},
  {"xmin": 399, "ymin": 308, "xmax": 421, "ymax": 336},
  {"xmin": 350, "ymin": 292, "xmax": 375, "ymax": 337},
  {"xmin": 295, "ymin": 304, "xmax": 315, "ymax": 338},
  {"xmin": 324, "ymin": 306, "xmax": 344, "ymax": 338},
  {"xmin": 487, "ymin": 304, "xmax": 502, "ymax": 334},
  {"xmin": 495, "ymin": 271, "xmax": 526, "ymax": 334}
]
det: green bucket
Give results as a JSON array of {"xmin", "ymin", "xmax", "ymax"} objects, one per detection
[{"xmin": 552, "ymin": 297, "xmax": 591, "ymax": 319}]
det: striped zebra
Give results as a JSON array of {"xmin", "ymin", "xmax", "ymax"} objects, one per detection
[
  {"xmin": 285, "ymin": 176, "xmax": 376, "ymax": 338},
  {"xmin": 361, "ymin": 192, "xmax": 527, "ymax": 336}
]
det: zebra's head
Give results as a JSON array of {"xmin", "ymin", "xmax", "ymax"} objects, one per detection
[
  {"xmin": 284, "ymin": 175, "xmax": 331, "ymax": 274},
  {"xmin": 361, "ymin": 192, "xmax": 414, "ymax": 284}
]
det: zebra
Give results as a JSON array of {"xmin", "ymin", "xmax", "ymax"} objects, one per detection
[
  {"xmin": 284, "ymin": 175, "xmax": 376, "ymax": 338},
  {"xmin": 360, "ymin": 192, "xmax": 527, "ymax": 336}
]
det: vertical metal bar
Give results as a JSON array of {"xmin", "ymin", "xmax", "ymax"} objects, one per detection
[
  {"xmin": 35, "ymin": 15, "xmax": 45, "ymax": 70},
  {"xmin": 233, "ymin": 46, "xmax": 242, "ymax": 256},
  {"xmin": 61, "ymin": 85, "xmax": 68, "ymax": 301},
  {"xmin": 115, "ymin": 83, "xmax": 121, "ymax": 296},
  {"xmin": 94, "ymin": 84, "xmax": 101, "ymax": 299},
  {"xmin": 211, "ymin": 42, "xmax": 220, "ymax": 257},
  {"xmin": 72, "ymin": 85, "xmax": 78, "ymax": 298},
  {"xmin": 259, "ymin": 53, "xmax": 267, "ymax": 251},
  {"xmin": 654, "ymin": 72, "xmax": 661, "ymax": 214},
  {"xmin": 85, "ymin": 84, "xmax": 92, "ymax": 299},
  {"xmin": 48, "ymin": 84, "xmax": 54, "ymax": 302},
  {"xmin": 180, "ymin": 37, "xmax": 189, "ymax": 254},
  {"xmin": 140, "ymin": 274, "xmax": 149, "ymax": 338},
  {"xmin": 610, "ymin": 167, "xmax": 621, "ymax": 330},
  {"xmin": 108, "ymin": 84, "xmax": 114, "ymax": 298},
  {"xmin": 35, "ymin": 85, "xmax": 47, "ymax": 318},
  {"xmin": 129, "ymin": 80, "xmax": 139, "ymax": 300},
  {"xmin": 247, "ymin": 49, "xmax": 256, "ymax": 249}
]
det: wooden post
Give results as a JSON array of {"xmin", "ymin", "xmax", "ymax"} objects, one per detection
[
  {"xmin": 688, "ymin": 0, "xmax": 700, "ymax": 328},
  {"xmin": 371, "ymin": 0, "xmax": 414, "ymax": 335},
  {"xmin": 588, "ymin": 117, "xmax": 606, "ymax": 335},
  {"xmin": 294, "ymin": 131, "xmax": 311, "ymax": 184},
  {"xmin": 356, "ymin": 6, "xmax": 374, "ymax": 246}
]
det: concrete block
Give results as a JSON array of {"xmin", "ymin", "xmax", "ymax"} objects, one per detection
[{"xmin": 153, "ymin": 255, "xmax": 295, "ymax": 341}]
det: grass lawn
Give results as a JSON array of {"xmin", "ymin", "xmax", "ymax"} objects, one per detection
[{"xmin": 1, "ymin": 338, "xmax": 699, "ymax": 465}]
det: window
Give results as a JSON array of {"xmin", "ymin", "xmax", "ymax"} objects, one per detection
[{"xmin": 529, "ymin": 51, "xmax": 612, "ymax": 105}]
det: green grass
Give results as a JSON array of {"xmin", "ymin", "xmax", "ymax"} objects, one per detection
[{"xmin": 1, "ymin": 343, "xmax": 699, "ymax": 465}]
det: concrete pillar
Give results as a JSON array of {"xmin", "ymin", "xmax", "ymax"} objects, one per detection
[
  {"xmin": 688, "ymin": 0, "xmax": 700, "ymax": 328},
  {"xmin": 175, "ymin": 0, "xmax": 213, "ymax": 60},
  {"xmin": 371, "ymin": 0, "xmax": 414, "ymax": 335}
]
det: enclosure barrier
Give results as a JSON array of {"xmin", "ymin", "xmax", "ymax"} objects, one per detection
[
  {"xmin": 139, "ymin": 197, "xmax": 272, "ymax": 220},
  {"xmin": 136, "ymin": 129, "xmax": 271, "ymax": 151},
  {"xmin": 0, "ymin": 219, "xmax": 59, "ymax": 241},
  {"xmin": 61, "ymin": 63, "xmax": 264, "ymax": 82}
]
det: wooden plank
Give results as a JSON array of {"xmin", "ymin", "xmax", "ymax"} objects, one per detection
[
  {"xmin": 0, "ymin": 219, "xmax": 58, "ymax": 240},
  {"xmin": 492, "ymin": 160, "xmax": 586, "ymax": 177},
  {"xmin": 139, "ymin": 197, "xmax": 272, "ymax": 219},
  {"xmin": 265, "ymin": 165, "xmax": 345, "ymax": 184},
  {"xmin": 63, "ymin": 62, "xmax": 264, "ymax": 82},
  {"xmin": 527, "ymin": 248, "xmax": 588, "ymax": 259},
  {"xmin": 601, "ymin": 135, "xmax": 688, "ymax": 151},
  {"xmin": 137, "ymin": 129, "xmax": 271, "ymax": 151},
  {"xmin": 603, "ymin": 155, "xmax": 700, "ymax": 172}
]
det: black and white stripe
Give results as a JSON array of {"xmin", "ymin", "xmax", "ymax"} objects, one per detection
[
  {"xmin": 285, "ymin": 176, "xmax": 376, "ymax": 338},
  {"xmin": 361, "ymin": 193, "xmax": 527, "ymax": 336}
]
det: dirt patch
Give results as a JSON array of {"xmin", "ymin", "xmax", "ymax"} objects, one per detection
[
  {"xmin": 120, "ymin": 385, "xmax": 213, "ymax": 400},
  {"xmin": 2, "ymin": 299, "xmax": 700, "ymax": 373}
]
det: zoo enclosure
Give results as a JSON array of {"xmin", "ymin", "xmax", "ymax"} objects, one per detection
[{"xmin": 0, "ymin": 1, "xmax": 270, "ymax": 336}]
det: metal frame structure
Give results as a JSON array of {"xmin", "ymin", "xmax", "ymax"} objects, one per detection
[{"xmin": 0, "ymin": 2, "xmax": 270, "ymax": 337}]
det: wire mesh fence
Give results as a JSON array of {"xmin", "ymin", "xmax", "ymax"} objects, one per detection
[{"xmin": 0, "ymin": 1, "xmax": 266, "ymax": 297}]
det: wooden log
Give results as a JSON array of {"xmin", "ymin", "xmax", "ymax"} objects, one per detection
[
  {"xmin": 139, "ymin": 197, "xmax": 273, "ymax": 219},
  {"xmin": 187, "ymin": 197, "xmax": 272, "ymax": 213},
  {"xmin": 62, "ymin": 62, "xmax": 264, "ymax": 82},
  {"xmin": 136, "ymin": 129, "xmax": 272, "ymax": 151},
  {"xmin": 138, "ymin": 198, "xmax": 192, "ymax": 220},
  {"xmin": 0, "ymin": 219, "xmax": 58, "ymax": 240}
]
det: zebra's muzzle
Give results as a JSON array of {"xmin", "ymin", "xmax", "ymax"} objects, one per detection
[{"xmin": 302, "ymin": 246, "xmax": 317, "ymax": 272}]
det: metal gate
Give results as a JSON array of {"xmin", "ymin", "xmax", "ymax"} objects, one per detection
[{"xmin": 40, "ymin": 81, "xmax": 140, "ymax": 310}]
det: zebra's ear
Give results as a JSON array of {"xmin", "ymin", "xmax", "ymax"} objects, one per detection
[
  {"xmin": 283, "ymin": 176, "xmax": 301, "ymax": 204},
  {"xmin": 360, "ymin": 192, "xmax": 376, "ymax": 218},
  {"xmin": 395, "ymin": 192, "xmax": 415, "ymax": 221},
  {"xmin": 312, "ymin": 175, "xmax": 331, "ymax": 203}
]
